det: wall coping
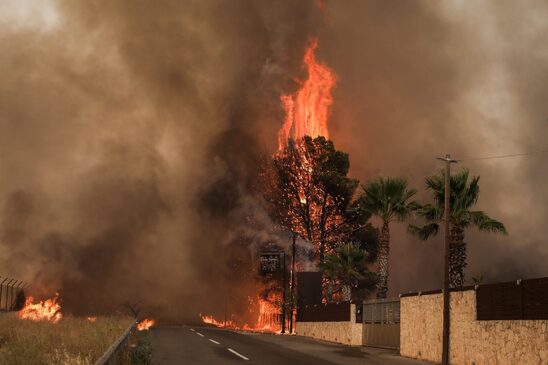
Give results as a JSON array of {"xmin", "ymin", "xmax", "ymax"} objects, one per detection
[
  {"xmin": 399, "ymin": 285, "xmax": 476, "ymax": 298},
  {"xmin": 399, "ymin": 275, "xmax": 548, "ymax": 298}
]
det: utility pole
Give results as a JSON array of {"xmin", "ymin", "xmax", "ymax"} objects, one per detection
[
  {"xmin": 281, "ymin": 252, "xmax": 287, "ymax": 333},
  {"xmin": 289, "ymin": 233, "xmax": 297, "ymax": 334},
  {"xmin": 437, "ymin": 154, "xmax": 457, "ymax": 365}
]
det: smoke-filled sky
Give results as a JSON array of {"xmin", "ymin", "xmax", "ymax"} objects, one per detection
[{"xmin": 0, "ymin": 0, "xmax": 546, "ymax": 318}]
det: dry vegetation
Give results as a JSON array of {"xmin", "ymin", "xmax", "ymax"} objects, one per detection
[{"xmin": 0, "ymin": 313, "xmax": 149, "ymax": 365}]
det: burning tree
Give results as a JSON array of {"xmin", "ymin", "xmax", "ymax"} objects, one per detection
[
  {"xmin": 319, "ymin": 242, "xmax": 373, "ymax": 301},
  {"xmin": 263, "ymin": 136, "xmax": 365, "ymax": 263}
]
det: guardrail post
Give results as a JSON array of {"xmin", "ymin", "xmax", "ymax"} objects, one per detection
[{"xmin": 4, "ymin": 279, "xmax": 14, "ymax": 310}]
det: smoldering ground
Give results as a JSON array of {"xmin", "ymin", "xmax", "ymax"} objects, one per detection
[{"xmin": 0, "ymin": 0, "xmax": 546, "ymax": 320}]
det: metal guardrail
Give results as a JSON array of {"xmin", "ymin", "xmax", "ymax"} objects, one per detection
[
  {"xmin": 0, "ymin": 276, "xmax": 29, "ymax": 311},
  {"xmin": 95, "ymin": 320, "xmax": 137, "ymax": 365}
]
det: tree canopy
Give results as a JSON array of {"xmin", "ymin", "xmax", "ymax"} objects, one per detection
[{"xmin": 262, "ymin": 136, "xmax": 373, "ymax": 263}]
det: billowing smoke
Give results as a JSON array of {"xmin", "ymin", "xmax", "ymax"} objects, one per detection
[
  {"xmin": 0, "ymin": 0, "xmax": 546, "ymax": 320},
  {"xmin": 323, "ymin": 0, "xmax": 548, "ymax": 293}
]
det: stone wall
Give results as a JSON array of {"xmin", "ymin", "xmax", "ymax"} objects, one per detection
[
  {"xmin": 296, "ymin": 303, "xmax": 363, "ymax": 346},
  {"xmin": 400, "ymin": 290, "xmax": 548, "ymax": 365}
]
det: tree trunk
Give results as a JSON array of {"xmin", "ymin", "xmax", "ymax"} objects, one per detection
[
  {"xmin": 342, "ymin": 285, "xmax": 352, "ymax": 302},
  {"xmin": 319, "ymin": 240, "xmax": 325, "ymax": 264},
  {"xmin": 326, "ymin": 279, "xmax": 333, "ymax": 303},
  {"xmin": 449, "ymin": 225, "xmax": 466, "ymax": 288},
  {"xmin": 376, "ymin": 221, "xmax": 390, "ymax": 299}
]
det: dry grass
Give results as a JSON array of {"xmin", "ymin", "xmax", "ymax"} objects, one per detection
[{"xmin": 0, "ymin": 313, "xmax": 135, "ymax": 365}]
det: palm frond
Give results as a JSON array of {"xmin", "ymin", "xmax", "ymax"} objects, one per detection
[
  {"xmin": 415, "ymin": 203, "xmax": 443, "ymax": 221},
  {"xmin": 408, "ymin": 223, "xmax": 440, "ymax": 240},
  {"xmin": 360, "ymin": 177, "xmax": 417, "ymax": 222},
  {"xmin": 468, "ymin": 211, "xmax": 508, "ymax": 235}
]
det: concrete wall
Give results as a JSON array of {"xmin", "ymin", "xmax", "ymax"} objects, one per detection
[
  {"xmin": 296, "ymin": 303, "xmax": 363, "ymax": 346},
  {"xmin": 400, "ymin": 290, "xmax": 548, "ymax": 365}
]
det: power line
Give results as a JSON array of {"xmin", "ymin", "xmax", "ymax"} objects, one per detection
[{"xmin": 458, "ymin": 149, "xmax": 548, "ymax": 162}]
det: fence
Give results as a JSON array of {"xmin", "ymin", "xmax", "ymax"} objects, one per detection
[
  {"xmin": 295, "ymin": 301, "xmax": 363, "ymax": 345},
  {"xmin": 362, "ymin": 298, "xmax": 400, "ymax": 324},
  {"xmin": 0, "ymin": 276, "xmax": 29, "ymax": 311},
  {"xmin": 362, "ymin": 298, "xmax": 400, "ymax": 349},
  {"xmin": 296, "ymin": 301, "xmax": 350, "ymax": 322},
  {"xmin": 400, "ymin": 286, "xmax": 548, "ymax": 365},
  {"xmin": 477, "ymin": 276, "xmax": 548, "ymax": 320}
]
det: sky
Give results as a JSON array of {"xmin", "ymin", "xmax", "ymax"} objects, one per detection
[{"xmin": 0, "ymin": 0, "xmax": 546, "ymax": 319}]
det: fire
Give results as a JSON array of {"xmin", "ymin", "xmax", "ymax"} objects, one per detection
[
  {"xmin": 278, "ymin": 38, "xmax": 337, "ymax": 150},
  {"xmin": 200, "ymin": 292, "xmax": 285, "ymax": 333},
  {"xmin": 200, "ymin": 314, "xmax": 237, "ymax": 328},
  {"xmin": 18, "ymin": 293, "xmax": 62, "ymax": 323},
  {"xmin": 137, "ymin": 318, "xmax": 155, "ymax": 331},
  {"xmin": 200, "ymin": 39, "xmax": 333, "ymax": 336},
  {"xmin": 256, "ymin": 297, "xmax": 282, "ymax": 332},
  {"xmin": 87, "ymin": 316, "xmax": 97, "ymax": 322}
]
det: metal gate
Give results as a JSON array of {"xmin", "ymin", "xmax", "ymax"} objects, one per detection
[{"xmin": 361, "ymin": 298, "xmax": 400, "ymax": 349}]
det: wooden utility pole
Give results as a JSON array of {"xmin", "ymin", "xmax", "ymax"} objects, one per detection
[
  {"xmin": 437, "ymin": 154, "xmax": 457, "ymax": 365},
  {"xmin": 289, "ymin": 233, "xmax": 297, "ymax": 334},
  {"xmin": 281, "ymin": 252, "xmax": 287, "ymax": 334}
]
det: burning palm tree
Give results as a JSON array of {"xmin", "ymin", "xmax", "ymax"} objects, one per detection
[{"xmin": 319, "ymin": 242, "xmax": 371, "ymax": 301}]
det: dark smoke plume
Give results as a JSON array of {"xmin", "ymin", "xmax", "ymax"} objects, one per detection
[{"xmin": 0, "ymin": 0, "xmax": 546, "ymax": 320}]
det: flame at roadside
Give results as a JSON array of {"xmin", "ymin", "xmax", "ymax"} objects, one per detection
[
  {"xmin": 200, "ymin": 293, "xmax": 286, "ymax": 333},
  {"xmin": 137, "ymin": 318, "xmax": 155, "ymax": 331},
  {"xmin": 18, "ymin": 293, "xmax": 62, "ymax": 323}
]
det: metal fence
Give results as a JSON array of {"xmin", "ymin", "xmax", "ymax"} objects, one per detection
[
  {"xmin": 362, "ymin": 298, "xmax": 401, "ymax": 349},
  {"xmin": 362, "ymin": 298, "xmax": 400, "ymax": 324},
  {"xmin": 0, "ymin": 276, "xmax": 29, "ymax": 311},
  {"xmin": 477, "ymin": 276, "xmax": 548, "ymax": 320},
  {"xmin": 296, "ymin": 301, "xmax": 351, "ymax": 322}
]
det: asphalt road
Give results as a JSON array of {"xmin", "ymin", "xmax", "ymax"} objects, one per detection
[{"xmin": 150, "ymin": 326, "xmax": 433, "ymax": 365}]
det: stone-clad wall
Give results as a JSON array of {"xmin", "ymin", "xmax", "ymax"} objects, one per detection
[
  {"xmin": 400, "ymin": 290, "xmax": 548, "ymax": 365},
  {"xmin": 296, "ymin": 303, "xmax": 363, "ymax": 346},
  {"xmin": 400, "ymin": 293, "xmax": 443, "ymax": 361}
]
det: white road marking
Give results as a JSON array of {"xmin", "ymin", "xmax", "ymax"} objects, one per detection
[
  {"xmin": 197, "ymin": 332, "xmax": 204, "ymax": 337},
  {"xmin": 190, "ymin": 328, "xmax": 195, "ymax": 332},
  {"xmin": 209, "ymin": 339, "xmax": 220, "ymax": 345},
  {"xmin": 228, "ymin": 348, "xmax": 250, "ymax": 361}
]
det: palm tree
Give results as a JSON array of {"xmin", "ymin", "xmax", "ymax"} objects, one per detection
[
  {"xmin": 357, "ymin": 177, "xmax": 417, "ymax": 299},
  {"xmin": 409, "ymin": 169, "xmax": 507, "ymax": 288},
  {"xmin": 319, "ymin": 243, "xmax": 369, "ymax": 301}
]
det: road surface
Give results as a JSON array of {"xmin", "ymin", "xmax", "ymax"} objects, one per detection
[{"xmin": 150, "ymin": 326, "xmax": 432, "ymax": 365}]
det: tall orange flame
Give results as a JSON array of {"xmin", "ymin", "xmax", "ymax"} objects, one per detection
[
  {"xmin": 278, "ymin": 38, "xmax": 337, "ymax": 150},
  {"xmin": 18, "ymin": 293, "xmax": 62, "ymax": 323}
]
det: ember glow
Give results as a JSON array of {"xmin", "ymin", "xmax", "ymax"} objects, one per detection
[
  {"xmin": 18, "ymin": 293, "xmax": 62, "ymax": 323},
  {"xmin": 137, "ymin": 318, "xmax": 155, "ymax": 331},
  {"xmin": 278, "ymin": 38, "xmax": 337, "ymax": 150}
]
